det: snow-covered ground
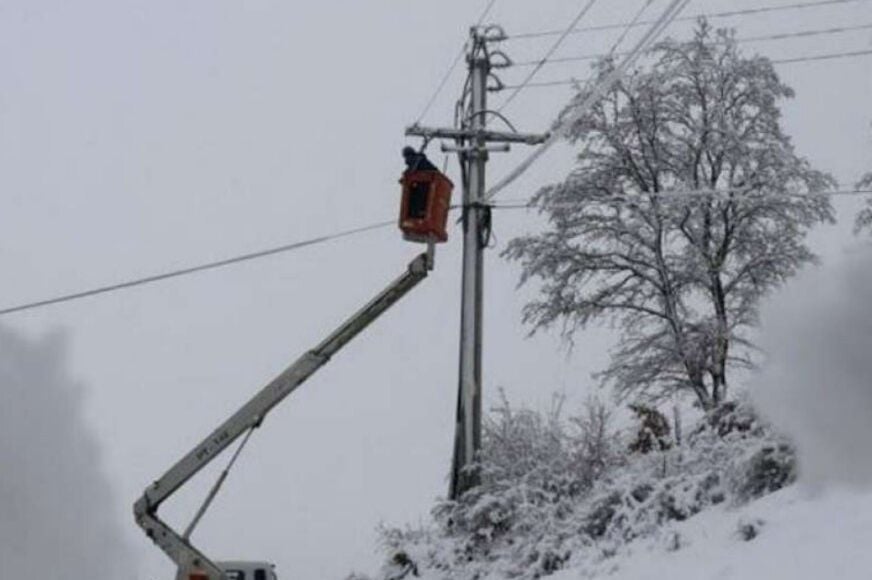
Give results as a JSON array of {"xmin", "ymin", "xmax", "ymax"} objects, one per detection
[{"xmin": 558, "ymin": 485, "xmax": 872, "ymax": 580}]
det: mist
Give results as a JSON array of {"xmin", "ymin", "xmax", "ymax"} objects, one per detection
[
  {"xmin": 752, "ymin": 243, "xmax": 872, "ymax": 489},
  {"xmin": 0, "ymin": 325, "xmax": 131, "ymax": 578}
]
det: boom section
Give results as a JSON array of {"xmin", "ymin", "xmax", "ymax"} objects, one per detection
[{"xmin": 133, "ymin": 251, "xmax": 432, "ymax": 577}]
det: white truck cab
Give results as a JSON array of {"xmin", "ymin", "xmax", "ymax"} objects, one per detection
[
  {"xmin": 217, "ymin": 562, "xmax": 278, "ymax": 580},
  {"xmin": 175, "ymin": 562, "xmax": 278, "ymax": 580}
]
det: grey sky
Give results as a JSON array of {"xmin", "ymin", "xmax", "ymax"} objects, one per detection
[{"xmin": 0, "ymin": 1, "xmax": 870, "ymax": 579}]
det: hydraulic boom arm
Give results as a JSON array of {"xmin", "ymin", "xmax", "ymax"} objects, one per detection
[{"xmin": 134, "ymin": 250, "xmax": 433, "ymax": 580}]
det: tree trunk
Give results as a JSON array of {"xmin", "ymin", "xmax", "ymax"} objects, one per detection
[{"xmin": 709, "ymin": 271, "xmax": 730, "ymax": 406}]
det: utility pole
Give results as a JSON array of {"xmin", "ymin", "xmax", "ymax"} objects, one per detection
[{"xmin": 407, "ymin": 25, "xmax": 547, "ymax": 500}]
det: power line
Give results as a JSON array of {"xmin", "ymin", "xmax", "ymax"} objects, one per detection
[
  {"xmin": 491, "ymin": 188, "xmax": 872, "ymax": 210},
  {"xmin": 512, "ymin": 22, "xmax": 872, "ymax": 67},
  {"xmin": 500, "ymin": 78, "xmax": 589, "ymax": 89},
  {"xmin": 477, "ymin": 0, "xmax": 499, "ymax": 24},
  {"xmin": 500, "ymin": 0, "xmax": 654, "ymax": 111},
  {"xmin": 741, "ymin": 22, "xmax": 872, "ymax": 44},
  {"xmin": 413, "ymin": 0, "xmax": 500, "ymax": 125},
  {"xmin": 507, "ymin": 0, "xmax": 871, "ymax": 40},
  {"xmin": 0, "ymin": 219, "xmax": 395, "ymax": 318},
  {"xmin": 497, "ymin": 0, "xmax": 600, "ymax": 113},
  {"xmin": 484, "ymin": 0, "xmax": 692, "ymax": 201},
  {"xmin": 775, "ymin": 47, "xmax": 872, "ymax": 64},
  {"xmin": 606, "ymin": 0, "xmax": 659, "ymax": 60},
  {"xmin": 501, "ymin": 48, "xmax": 872, "ymax": 89}
]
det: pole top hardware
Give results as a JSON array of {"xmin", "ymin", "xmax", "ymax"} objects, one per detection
[
  {"xmin": 406, "ymin": 125, "xmax": 548, "ymax": 146},
  {"xmin": 487, "ymin": 74, "xmax": 505, "ymax": 93},
  {"xmin": 488, "ymin": 50, "xmax": 513, "ymax": 69},
  {"xmin": 441, "ymin": 142, "xmax": 510, "ymax": 154},
  {"xmin": 472, "ymin": 24, "xmax": 507, "ymax": 43}
]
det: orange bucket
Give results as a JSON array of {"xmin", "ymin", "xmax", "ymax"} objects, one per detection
[{"xmin": 399, "ymin": 170, "xmax": 453, "ymax": 243}]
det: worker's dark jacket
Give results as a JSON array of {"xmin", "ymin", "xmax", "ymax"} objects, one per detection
[{"xmin": 404, "ymin": 153, "xmax": 439, "ymax": 173}]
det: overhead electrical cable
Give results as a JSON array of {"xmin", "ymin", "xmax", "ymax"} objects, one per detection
[
  {"xmin": 502, "ymin": 48, "xmax": 872, "ymax": 89},
  {"xmin": 604, "ymin": 0, "xmax": 658, "ymax": 59},
  {"xmin": 774, "ymin": 47, "xmax": 872, "ymax": 64},
  {"xmin": 491, "ymin": 188, "xmax": 872, "ymax": 210},
  {"xmin": 476, "ymin": 0, "xmax": 499, "ymax": 24},
  {"xmin": 714, "ymin": 21, "xmax": 872, "ymax": 45},
  {"xmin": 497, "ymin": 0, "xmax": 600, "ymax": 113},
  {"xmin": 512, "ymin": 22, "xmax": 872, "ymax": 67},
  {"xmin": 507, "ymin": 0, "xmax": 871, "ymax": 40},
  {"xmin": 413, "ymin": 0, "xmax": 500, "ymax": 125},
  {"xmin": 507, "ymin": 0, "xmax": 657, "ymax": 95},
  {"xmin": 485, "ymin": 0, "xmax": 693, "ymax": 202},
  {"xmin": 0, "ymin": 219, "xmax": 395, "ymax": 317}
]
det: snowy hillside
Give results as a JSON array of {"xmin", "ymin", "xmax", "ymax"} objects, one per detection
[
  {"xmin": 562, "ymin": 485, "xmax": 872, "ymax": 580},
  {"xmin": 371, "ymin": 399, "xmax": 870, "ymax": 580},
  {"xmin": 373, "ymin": 399, "xmax": 797, "ymax": 580}
]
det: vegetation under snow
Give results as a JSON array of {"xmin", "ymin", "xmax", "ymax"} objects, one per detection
[{"xmin": 375, "ymin": 396, "xmax": 794, "ymax": 580}]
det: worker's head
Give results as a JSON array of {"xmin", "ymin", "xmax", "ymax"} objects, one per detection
[{"xmin": 402, "ymin": 146, "xmax": 417, "ymax": 160}]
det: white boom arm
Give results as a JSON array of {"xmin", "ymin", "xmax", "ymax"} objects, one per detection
[{"xmin": 134, "ymin": 251, "xmax": 433, "ymax": 580}]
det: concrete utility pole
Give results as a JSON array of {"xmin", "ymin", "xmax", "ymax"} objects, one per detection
[{"xmin": 407, "ymin": 25, "xmax": 547, "ymax": 500}]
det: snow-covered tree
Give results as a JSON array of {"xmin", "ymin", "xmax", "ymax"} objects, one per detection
[{"xmin": 505, "ymin": 22, "xmax": 834, "ymax": 409}]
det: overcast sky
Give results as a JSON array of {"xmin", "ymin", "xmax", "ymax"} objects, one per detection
[{"xmin": 1, "ymin": 1, "xmax": 870, "ymax": 579}]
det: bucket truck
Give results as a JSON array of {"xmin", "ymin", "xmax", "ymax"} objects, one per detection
[{"xmin": 134, "ymin": 164, "xmax": 453, "ymax": 580}]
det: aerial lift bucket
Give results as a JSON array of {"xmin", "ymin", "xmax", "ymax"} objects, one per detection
[{"xmin": 399, "ymin": 170, "xmax": 453, "ymax": 243}]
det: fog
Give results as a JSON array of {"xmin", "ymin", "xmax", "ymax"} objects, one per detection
[
  {"xmin": 753, "ymin": 243, "xmax": 872, "ymax": 489},
  {"xmin": 0, "ymin": 325, "xmax": 131, "ymax": 577}
]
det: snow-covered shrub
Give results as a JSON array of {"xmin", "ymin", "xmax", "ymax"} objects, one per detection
[
  {"xmin": 380, "ymin": 395, "xmax": 622, "ymax": 579},
  {"xmin": 734, "ymin": 443, "xmax": 797, "ymax": 502},
  {"xmin": 627, "ymin": 404, "xmax": 672, "ymax": 454},
  {"xmin": 377, "ymin": 396, "xmax": 795, "ymax": 580},
  {"xmin": 434, "ymin": 394, "xmax": 624, "ymax": 552},
  {"xmin": 688, "ymin": 397, "xmax": 797, "ymax": 504}
]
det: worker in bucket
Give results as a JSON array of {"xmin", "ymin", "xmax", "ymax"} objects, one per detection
[{"xmin": 402, "ymin": 146, "xmax": 438, "ymax": 173}]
